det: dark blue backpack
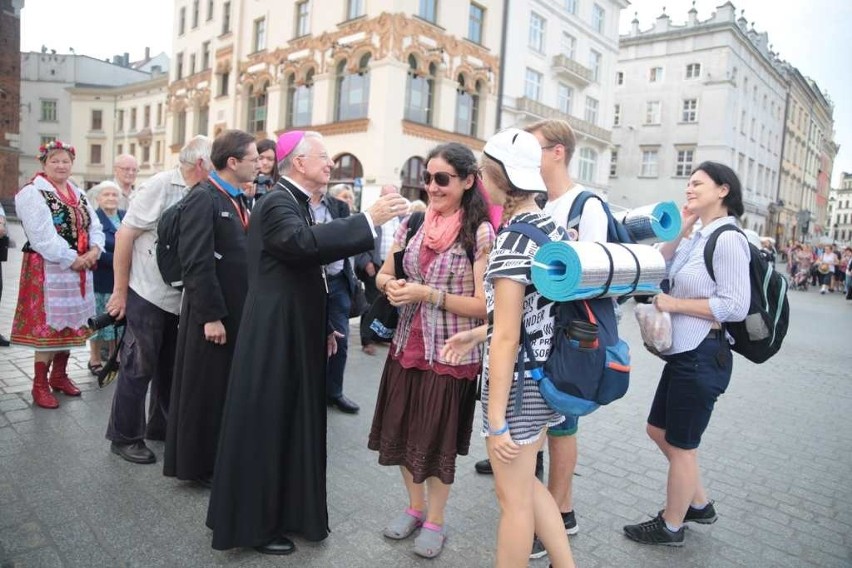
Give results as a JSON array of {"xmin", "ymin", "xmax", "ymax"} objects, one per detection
[
  {"xmin": 566, "ymin": 191, "xmax": 635, "ymax": 244},
  {"xmin": 500, "ymin": 222, "xmax": 631, "ymax": 417}
]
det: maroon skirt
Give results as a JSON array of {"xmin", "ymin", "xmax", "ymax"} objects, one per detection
[{"xmin": 368, "ymin": 355, "xmax": 478, "ymax": 484}]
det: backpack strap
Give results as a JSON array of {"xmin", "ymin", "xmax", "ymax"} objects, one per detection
[
  {"xmin": 406, "ymin": 211, "xmax": 425, "ymax": 243},
  {"xmin": 514, "ymin": 325, "xmax": 543, "ymax": 415},
  {"xmin": 499, "ymin": 220, "xmax": 552, "ymax": 246},
  {"xmin": 703, "ymin": 225, "xmax": 743, "ymax": 282},
  {"xmin": 566, "ymin": 191, "xmax": 595, "ymax": 233}
]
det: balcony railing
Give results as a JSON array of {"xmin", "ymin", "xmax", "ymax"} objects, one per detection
[
  {"xmin": 515, "ymin": 97, "xmax": 611, "ymax": 144},
  {"xmin": 552, "ymin": 54, "xmax": 592, "ymax": 85}
]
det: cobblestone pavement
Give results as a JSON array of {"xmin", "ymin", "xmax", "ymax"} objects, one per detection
[{"xmin": 1, "ymin": 220, "xmax": 851, "ymax": 568}]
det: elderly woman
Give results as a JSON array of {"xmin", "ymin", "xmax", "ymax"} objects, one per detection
[
  {"xmin": 11, "ymin": 140, "xmax": 104, "ymax": 409},
  {"xmin": 368, "ymin": 142, "xmax": 495, "ymax": 558},
  {"xmin": 86, "ymin": 181, "xmax": 125, "ymax": 374},
  {"xmin": 328, "ymin": 183, "xmax": 357, "ymax": 212}
]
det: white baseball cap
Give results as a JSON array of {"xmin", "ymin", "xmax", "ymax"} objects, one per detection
[{"xmin": 483, "ymin": 128, "xmax": 547, "ymax": 193}]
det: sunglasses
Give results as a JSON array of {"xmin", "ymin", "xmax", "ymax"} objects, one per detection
[{"xmin": 422, "ymin": 171, "xmax": 459, "ymax": 187}]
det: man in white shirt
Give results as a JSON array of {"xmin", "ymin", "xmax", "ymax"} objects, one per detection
[
  {"xmin": 105, "ymin": 137, "xmax": 212, "ymax": 464},
  {"xmin": 113, "ymin": 154, "xmax": 139, "ymax": 210}
]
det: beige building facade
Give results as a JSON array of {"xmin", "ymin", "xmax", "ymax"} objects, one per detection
[
  {"xmin": 775, "ymin": 65, "xmax": 835, "ymax": 244},
  {"xmin": 68, "ymin": 75, "xmax": 169, "ymax": 188},
  {"xmin": 165, "ymin": 0, "xmax": 504, "ymax": 205}
]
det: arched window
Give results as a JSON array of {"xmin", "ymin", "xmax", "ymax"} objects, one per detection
[
  {"xmin": 335, "ymin": 54, "xmax": 371, "ymax": 121},
  {"xmin": 330, "ymin": 153, "xmax": 364, "ymax": 209},
  {"xmin": 400, "ymin": 156, "xmax": 426, "ymax": 202},
  {"xmin": 577, "ymin": 148, "xmax": 597, "ymax": 183},
  {"xmin": 287, "ymin": 69, "xmax": 313, "ymax": 127},
  {"xmin": 455, "ymin": 75, "xmax": 481, "ymax": 137},
  {"xmin": 247, "ymin": 81, "xmax": 268, "ymax": 133},
  {"xmin": 405, "ymin": 56, "xmax": 434, "ymax": 125}
]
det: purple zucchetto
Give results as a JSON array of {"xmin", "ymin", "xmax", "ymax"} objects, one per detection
[{"xmin": 276, "ymin": 130, "xmax": 306, "ymax": 161}]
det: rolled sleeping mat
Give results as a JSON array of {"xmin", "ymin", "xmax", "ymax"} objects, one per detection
[
  {"xmin": 530, "ymin": 241, "xmax": 666, "ymax": 302},
  {"xmin": 620, "ymin": 201, "xmax": 681, "ymax": 243}
]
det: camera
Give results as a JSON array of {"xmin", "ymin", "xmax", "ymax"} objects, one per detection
[{"xmin": 88, "ymin": 312, "xmax": 124, "ymax": 331}]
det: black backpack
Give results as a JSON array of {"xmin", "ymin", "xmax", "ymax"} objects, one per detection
[
  {"xmin": 156, "ymin": 198, "xmax": 187, "ymax": 289},
  {"xmin": 703, "ymin": 225, "xmax": 789, "ymax": 363}
]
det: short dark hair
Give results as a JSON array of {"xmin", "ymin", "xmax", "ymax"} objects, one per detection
[
  {"xmin": 692, "ymin": 161, "xmax": 744, "ymax": 218},
  {"xmin": 211, "ymin": 130, "xmax": 256, "ymax": 171}
]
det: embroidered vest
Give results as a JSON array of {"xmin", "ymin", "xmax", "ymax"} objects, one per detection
[{"xmin": 22, "ymin": 190, "xmax": 92, "ymax": 255}]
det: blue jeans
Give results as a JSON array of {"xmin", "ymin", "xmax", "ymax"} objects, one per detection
[{"xmin": 326, "ymin": 273, "xmax": 352, "ymax": 400}]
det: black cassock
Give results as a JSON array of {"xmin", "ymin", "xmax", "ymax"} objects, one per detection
[
  {"xmin": 164, "ymin": 180, "xmax": 248, "ymax": 481},
  {"xmin": 206, "ymin": 180, "xmax": 374, "ymax": 550}
]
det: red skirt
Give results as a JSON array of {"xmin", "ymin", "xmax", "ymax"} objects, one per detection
[
  {"xmin": 368, "ymin": 355, "xmax": 478, "ymax": 484},
  {"xmin": 11, "ymin": 252, "xmax": 92, "ymax": 350}
]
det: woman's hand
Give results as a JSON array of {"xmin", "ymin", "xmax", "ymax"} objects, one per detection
[
  {"xmin": 70, "ymin": 256, "xmax": 88, "ymax": 271},
  {"xmin": 653, "ymin": 292, "xmax": 678, "ymax": 313},
  {"xmin": 680, "ymin": 204, "xmax": 699, "ymax": 235},
  {"xmin": 486, "ymin": 429, "xmax": 520, "ymax": 464},
  {"xmin": 386, "ymin": 280, "xmax": 430, "ymax": 307},
  {"xmin": 441, "ymin": 329, "xmax": 483, "ymax": 364}
]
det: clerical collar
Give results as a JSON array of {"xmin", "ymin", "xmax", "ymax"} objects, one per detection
[
  {"xmin": 282, "ymin": 176, "xmax": 313, "ymax": 201},
  {"xmin": 209, "ymin": 171, "xmax": 243, "ymax": 198}
]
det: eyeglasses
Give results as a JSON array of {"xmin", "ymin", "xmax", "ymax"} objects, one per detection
[
  {"xmin": 298, "ymin": 153, "xmax": 331, "ymax": 162},
  {"xmin": 540, "ymin": 145, "xmax": 558, "ymax": 151},
  {"xmin": 116, "ymin": 166, "xmax": 139, "ymax": 173},
  {"xmin": 422, "ymin": 171, "xmax": 459, "ymax": 187}
]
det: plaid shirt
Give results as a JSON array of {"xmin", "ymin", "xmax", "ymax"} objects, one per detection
[{"xmin": 392, "ymin": 218, "xmax": 495, "ymax": 366}]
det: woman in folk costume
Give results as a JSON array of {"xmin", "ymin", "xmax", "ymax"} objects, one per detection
[{"xmin": 11, "ymin": 140, "xmax": 104, "ymax": 409}]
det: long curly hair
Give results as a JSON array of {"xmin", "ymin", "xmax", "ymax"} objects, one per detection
[{"xmin": 425, "ymin": 143, "xmax": 489, "ymax": 254}]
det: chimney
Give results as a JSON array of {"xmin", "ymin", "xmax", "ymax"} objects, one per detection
[
  {"xmin": 145, "ymin": 47, "xmax": 150, "ymax": 60},
  {"xmin": 124, "ymin": 52, "xmax": 130, "ymax": 67}
]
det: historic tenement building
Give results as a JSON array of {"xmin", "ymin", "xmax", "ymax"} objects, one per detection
[
  {"xmin": 0, "ymin": 0, "xmax": 23, "ymax": 213},
  {"xmin": 166, "ymin": 0, "xmax": 503, "ymax": 205}
]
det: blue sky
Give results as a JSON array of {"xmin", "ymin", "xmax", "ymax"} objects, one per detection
[{"xmin": 20, "ymin": 0, "xmax": 851, "ymax": 186}]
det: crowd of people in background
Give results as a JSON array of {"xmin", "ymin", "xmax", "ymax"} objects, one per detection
[
  {"xmin": 784, "ymin": 239, "xmax": 852, "ymax": 298},
  {"xmin": 2, "ymin": 116, "xmax": 846, "ymax": 567}
]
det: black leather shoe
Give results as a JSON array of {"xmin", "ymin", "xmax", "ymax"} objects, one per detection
[
  {"xmin": 255, "ymin": 536, "xmax": 296, "ymax": 555},
  {"xmin": 195, "ymin": 474, "xmax": 213, "ymax": 488},
  {"xmin": 110, "ymin": 441, "xmax": 156, "ymax": 464},
  {"xmin": 328, "ymin": 395, "xmax": 359, "ymax": 414},
  {"xmin": 474, "ymin": 458, "xmax": 493, "ymax": 475}
]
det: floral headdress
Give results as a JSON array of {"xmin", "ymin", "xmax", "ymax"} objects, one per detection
[{"xmin": 38, "ymin": 140, "xmax": 76, "ymax": 162}]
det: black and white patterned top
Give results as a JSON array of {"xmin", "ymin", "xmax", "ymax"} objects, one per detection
[{"xmin": 481, "ymin": 212, "xmax": 565, "ymax": 444}]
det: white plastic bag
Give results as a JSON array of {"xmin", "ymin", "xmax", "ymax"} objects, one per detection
[{"xmin": 634, "ymin": 303, "xmax": 672, "ymax": 353}]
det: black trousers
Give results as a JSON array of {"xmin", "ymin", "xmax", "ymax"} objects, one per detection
[{"xmin": 106, "ymin": 288, "xmax": 179, "ymax": 443}]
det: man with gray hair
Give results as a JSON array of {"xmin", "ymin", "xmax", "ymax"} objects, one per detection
[
  {"xmin": 105, "ymin": 136, "xmax": 213, "ymax": 465},
  {"xmin": 112, "ymin": 154, "xmax": 139, "ymax": 210}
]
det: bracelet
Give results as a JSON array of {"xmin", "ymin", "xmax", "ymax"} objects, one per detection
[
  {"xmin": 488, "ymin": 423, "xmax": 509, "ymax": 436},
  {"xmin": 379, "ymin": 278, "xmax": 389, "ymax": 294},
  {"xmin": 439, "ymin": 290, "xmax": 447, "ymax": 310}
]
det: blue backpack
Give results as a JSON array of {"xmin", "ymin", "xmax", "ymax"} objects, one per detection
[
  {"xmin": 566, "ymin": 191, "xmax": 635, "ymax": 245},
  {"xmin": 500, "ymin": 221, "xmax": 631, "ymax": 417}
]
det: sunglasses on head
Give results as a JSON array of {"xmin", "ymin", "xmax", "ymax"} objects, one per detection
[{"xmin": 421, "ymin": 171, "xmax": 459, "ymax": 187}]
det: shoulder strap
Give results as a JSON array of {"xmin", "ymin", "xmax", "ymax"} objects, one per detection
[
  {"xmin": 500, "ymin": 221, "xmax": 552, "ymax": 246},
  {"xmin": 703, "ymin": 224, "xmax": 743, "ymax": 282},
  {"xmin": 566, "ymin": 191, "xmax": 596, "ymax": 232},
  {"xmin": 405, "ymin": 211, "xmax": 425, "ymax": 245}
]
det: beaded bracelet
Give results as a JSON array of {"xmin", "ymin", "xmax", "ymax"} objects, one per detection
[{"xmin": 488, "ymin": 423, "xmax": 509, "ymax": 436}]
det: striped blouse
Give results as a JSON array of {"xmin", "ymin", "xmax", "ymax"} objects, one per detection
[{"xmin": 663, "ymin": 216, "xmax": 750, "ymax": 355}]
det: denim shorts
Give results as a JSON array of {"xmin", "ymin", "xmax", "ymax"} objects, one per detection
[
  {"xmin": 647, "ymin": 331, "xmax": 733, "ymax": 450},
  {"xmin": 548, "ymin": 413, "xmax": 579, "ymax": 437}
]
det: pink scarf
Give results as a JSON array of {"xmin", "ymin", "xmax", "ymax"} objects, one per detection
[{"xmin": 423, "ymin": 206, "xmax": 464, "ymax": 253}]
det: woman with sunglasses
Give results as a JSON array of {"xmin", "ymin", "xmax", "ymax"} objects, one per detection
[{"xmin": 368, "ymin": 142, "xmax": 495, "ymax": 558}]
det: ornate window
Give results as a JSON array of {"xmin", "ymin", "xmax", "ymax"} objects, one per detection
[
  {"xmin": 455, "ymin": 76, "xmax": 480, "ymax": 137},
  {"xmin": 247, "ymin": 82, "xmax": 268, "ymax": 133},
  {"xmin": 287, "ymin": 70, "xmax": 314, "ymax": 128},
  {"xmin": 335, "ymin": 54, "xmax": 371, "ymax": 121},
  {"xmin": 405, "ymin": 56, "xmax": 435, "ymax": 125},
  {"xmin": 401, "ymin": 156, "xmax": 426, "ymax": 202}
]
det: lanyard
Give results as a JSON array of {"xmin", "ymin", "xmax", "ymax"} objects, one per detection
[{"xmin": 208, "ymin": 177, "xmax": 249, "ymax": 230}]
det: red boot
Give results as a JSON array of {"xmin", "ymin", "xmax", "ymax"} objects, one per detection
[
  {"xmin": 48, "ymin": 351, "xmax": 81, "ymax": 396},
  {"xmin": 32, "ymin": 361, "xmax": 59, "ymax": 409}
]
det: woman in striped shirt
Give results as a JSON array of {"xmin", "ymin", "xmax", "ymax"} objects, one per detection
[{"xmin": 624, "ymin": 162, "xmax": 750, "ymax": 547}]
